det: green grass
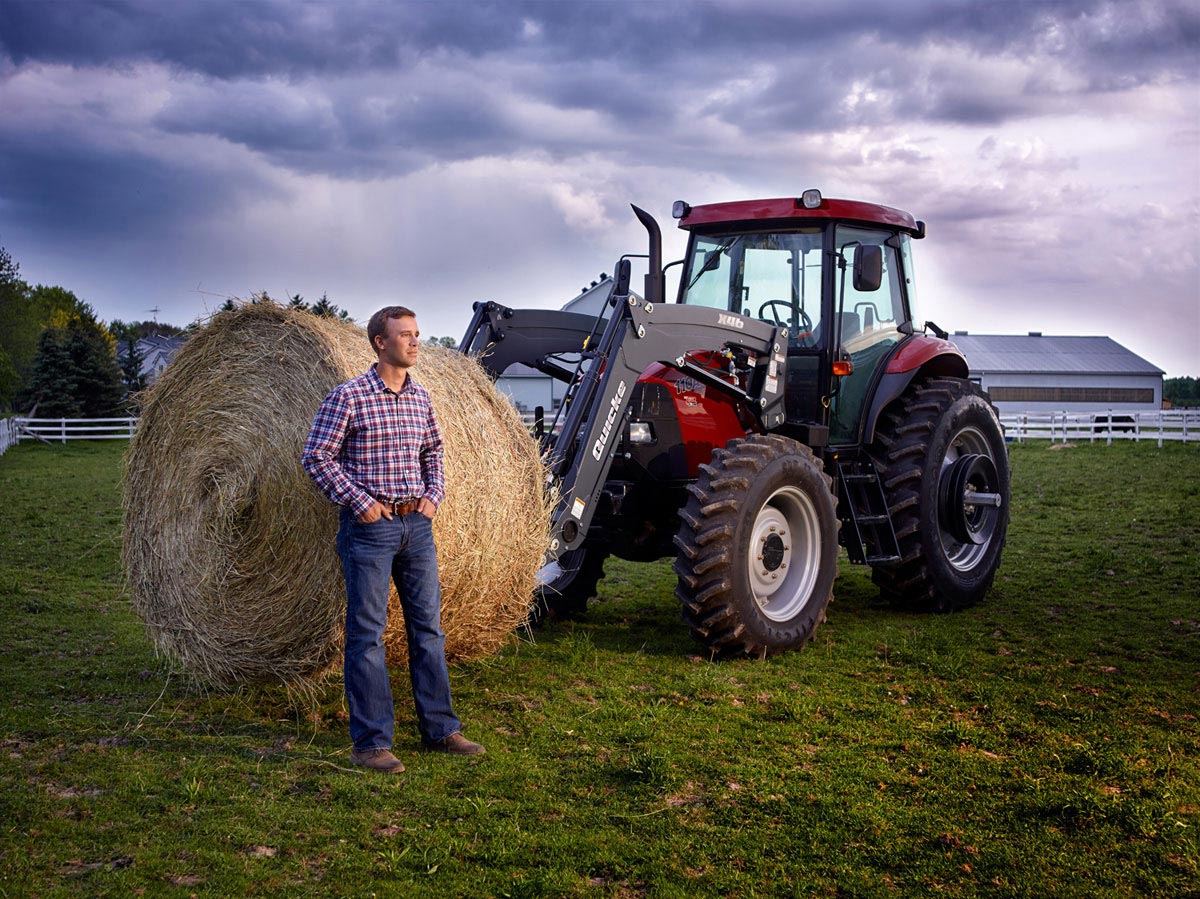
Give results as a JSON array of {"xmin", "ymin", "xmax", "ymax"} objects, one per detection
[{"xmin": 1, "ymin": 440, "xmax": 1198, "ymax": 897}]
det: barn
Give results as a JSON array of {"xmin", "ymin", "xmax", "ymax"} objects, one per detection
[{"xmin": 951, "ymin": 332, "xmax": 1164, "ymax": 414}]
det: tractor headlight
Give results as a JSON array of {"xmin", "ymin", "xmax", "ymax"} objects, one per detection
[
  {"xmin": 800, "ymin": 189, "xmax": 823, "ymax": 209},
  {"xmin": 628, "ymin": 421, "xmax": 656, "ymax": 444},
  {"xmin": 672, "ymin": 200, "xmax": 691, "ymax": 219}
]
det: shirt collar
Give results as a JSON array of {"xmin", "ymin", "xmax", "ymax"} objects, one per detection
[{"xmin": 367, "ymin": 363, "xmax": 418, "ymax": 395}]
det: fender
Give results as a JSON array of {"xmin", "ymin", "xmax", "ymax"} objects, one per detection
[
  {"xmin": 863, "ymin": 336, "xmax": 970, "ymax": 445},
  {"xmin": 885, "ymin": 334, "xmax": 967, "ymax": 374}
]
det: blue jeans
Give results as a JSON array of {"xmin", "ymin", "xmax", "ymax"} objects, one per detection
[{"xmin": 336, "ymin": 507, "xmax": 461, "ymax": 750}]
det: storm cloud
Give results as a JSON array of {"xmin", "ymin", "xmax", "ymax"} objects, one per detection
[{"xmin": 0, "ymin": 0, "xmax": 1196, "ymax": 374}]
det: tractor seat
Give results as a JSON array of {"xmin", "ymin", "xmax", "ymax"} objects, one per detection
[{"xmin": 812, "ymin": 311, "xmax": 860, "ymax": 347}]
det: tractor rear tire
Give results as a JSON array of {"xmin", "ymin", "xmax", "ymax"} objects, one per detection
[
  {"xmin": 673, "ymin": 435, "xmax": 838, "ymax": 658},
  {"xmin": 867, "ymin": 376, "xmax": 1010, "ymax": 611},
  {"xmin": 532, "ymin": 547, "xmax": 608, "ymax": 624}
]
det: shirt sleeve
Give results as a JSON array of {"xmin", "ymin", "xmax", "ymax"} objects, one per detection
[
  {"xmin": 419, "ymin": 398, "xmax": 446, "ymax": 508},
  {"xmin": 301, "ymin": 388, "xmax": 376, "ymax": 516}
]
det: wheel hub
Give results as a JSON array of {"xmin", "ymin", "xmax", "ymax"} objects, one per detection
[
  {"xmin": 761, "ymin": 533, "xmax": 786, "ymax": 571},
  {"xmin": 939, "ymin": 453, "xmax": 1001, "ymax": 546}
]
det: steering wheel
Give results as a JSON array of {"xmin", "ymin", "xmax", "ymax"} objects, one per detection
[{"xmin": 756, "ymin": 300, "xmax": 813, "ymax": 334}]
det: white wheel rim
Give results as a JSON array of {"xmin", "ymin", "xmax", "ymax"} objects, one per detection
[{"xmin": 748, "ymin": 485, "xmax": 822, "ymax": 622}]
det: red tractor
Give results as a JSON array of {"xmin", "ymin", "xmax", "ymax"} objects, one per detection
[{"xmin": 460, "ymin": 190, "xmax": 1009, "ymax": 657}]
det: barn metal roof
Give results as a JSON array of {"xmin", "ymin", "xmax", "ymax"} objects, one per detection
[{"xmin": 949, "ymin": 333, "xmax": 1164, "ymax": 376}]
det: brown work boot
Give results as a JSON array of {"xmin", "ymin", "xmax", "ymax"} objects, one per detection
[
  {"xmin": 421, "ymin": 732, "xmax": 486, "ymax": 756},
  {"xmin": 349, "ymin": 746, "xmax": 405, "ymax": 773}
]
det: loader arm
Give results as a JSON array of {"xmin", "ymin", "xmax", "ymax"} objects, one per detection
[
  {"xmin": 546, "ymin": 293, "xmax": 789, "ymax": 557},
  {"xmin": 459, "ymin": 301, "xmax": 607, "ymax": 382}
]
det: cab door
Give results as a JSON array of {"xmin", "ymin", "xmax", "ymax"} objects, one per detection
[{"xmin": 827, "ymin": 226, "xmax": 906, "ymax": 445}]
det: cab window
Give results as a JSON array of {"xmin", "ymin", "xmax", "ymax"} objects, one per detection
[{"xmin": 680, "ymin": 230, "xmax": 825, "ymax": 349}]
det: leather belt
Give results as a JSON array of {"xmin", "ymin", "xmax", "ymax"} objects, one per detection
[{"xmin": 381, "ymin": 497, "xmax": 421, "ymax": 516}]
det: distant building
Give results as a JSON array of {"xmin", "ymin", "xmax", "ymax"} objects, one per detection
[
  {"xmin": 123, "ymin": 334, "xmax": 187, "ymax": 384},
  {"xmin": 951, "ymin": 332, "xmax": 1164, "ymax": 413},
  {"xmin": 495, "ymin": 362, "xmax": 568, "ymax": 413},
  {"xmin": 560, "ymin": 273, "xmax": 619, "ymax": 319}
]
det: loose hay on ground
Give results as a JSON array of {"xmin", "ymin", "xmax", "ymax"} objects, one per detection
[{"xmin": 122, "ymin": 303, "xmax": 551, "ymax": 689}]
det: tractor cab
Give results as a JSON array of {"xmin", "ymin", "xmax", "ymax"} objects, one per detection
[{"xmin": 672, "ymin": 191, "xmax": 923, "ymax": 446}]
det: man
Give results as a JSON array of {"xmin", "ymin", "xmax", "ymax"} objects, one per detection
[{"xmin": 302, "ymin": 305, "xmax": 484, "ymax": 774}]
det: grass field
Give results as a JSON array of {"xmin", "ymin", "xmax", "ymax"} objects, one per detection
[{"xmin": 0, "ymin": 440, "xmax": 1197, "ymax": 898}]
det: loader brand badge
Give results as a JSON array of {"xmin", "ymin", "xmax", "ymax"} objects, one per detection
[
  {"xmin": 591, "ymin": 380, "xmax": 627, "ymax": 461},
  {"xmin": 717, "ymin": 312, "xmax": 744, "ymax": 329}
]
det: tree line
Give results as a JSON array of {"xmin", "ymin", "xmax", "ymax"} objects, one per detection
[
  {"xmin": 0, "ymin": 245, "xmax": 366, "ymax": 417},
  {"xmin": 0, "ymin": 246, "xmax": 129, "ymax": 417},
  {"xmin": 1164, "ymin": 377, "xmax": 1200, "ymax": 408}
]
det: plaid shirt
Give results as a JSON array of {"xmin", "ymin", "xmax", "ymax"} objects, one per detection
[{"xmin": 302, "ymin": 365, "xmax": 445, "ymax": 517}]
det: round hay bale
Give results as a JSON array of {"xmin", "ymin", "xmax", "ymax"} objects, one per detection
[{"xmin": 122, "ymin": 302, "xmax": 550, "ymax": 689}]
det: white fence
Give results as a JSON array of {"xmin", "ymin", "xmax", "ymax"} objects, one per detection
[
  {"xmin": 0, "ymin": 417, "xmax": 139, "ymax": 454},
  {"xmin": 1, "ymin": 411, "xmax": 1196, "ymax": 461},
  {"xmin": 1000, "ymin": 410, "xmax": 1200, "ymax": 446},
  {"xmin": 519, "ymin": 411, "xmax": 564, "ymax": 437},
  {"xmin": 0, "ymin": 417, "xmax": 18, "ymax": 456}
]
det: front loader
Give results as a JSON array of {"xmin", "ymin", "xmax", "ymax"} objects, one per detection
[{"xmin": 460, "ymin": 191, "xmax": 1009, "ymax": 658}]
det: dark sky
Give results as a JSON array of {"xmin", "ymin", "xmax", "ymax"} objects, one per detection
[{"xmin": 1, "ymin": 0, "xmax": 1197, "ymax": 375}]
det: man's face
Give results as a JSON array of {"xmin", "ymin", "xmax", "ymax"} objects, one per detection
[{"xmin": 376, "ymin": 315, "xmax": 420, "ymax": 368}]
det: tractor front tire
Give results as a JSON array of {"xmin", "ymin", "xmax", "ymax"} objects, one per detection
[
  {"xmin": 674, "ymin": 435, "xmax": 838, "ymax": 658},
  {"xmin": 868, "ymin": 376, "xmax": 1010, "ymax": 611}
]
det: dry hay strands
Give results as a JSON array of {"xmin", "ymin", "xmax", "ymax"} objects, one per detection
[{"xmin": 122, "ymin": 302, "xmax": 551, "ymax": 689}]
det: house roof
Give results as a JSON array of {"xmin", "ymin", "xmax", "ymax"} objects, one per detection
[
  {"xmin": 562, "ymin": 275, "xmax": 615, "ymax": 316},
  {"xmin": 499, "ymin": 363, "xmax": 548, "ymax": 378},
  {"xmin": 136, "ymin": 334, "xmax": 187, "ymax": 353},
  {"xmin": 950, "ymin": 333, "xmax": 1164, "ymax": 376}
]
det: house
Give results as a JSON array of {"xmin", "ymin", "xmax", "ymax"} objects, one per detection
[
  {"xmin": 125, "ymin": 334, "xmax": 188, "ymax": 384},
  {"xmin": 951, "ymin": 332, "xmax": 1164, "ymax": 413}
]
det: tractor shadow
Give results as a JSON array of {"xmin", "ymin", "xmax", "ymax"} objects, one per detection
[{"xmin": 532, "ymin": 556, "xmax": 896, "ymax": 659}]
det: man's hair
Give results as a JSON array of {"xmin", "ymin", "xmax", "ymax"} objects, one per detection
[{"xmin": 367, "ymin": 305, "xmax": 417, "ymax": 353}]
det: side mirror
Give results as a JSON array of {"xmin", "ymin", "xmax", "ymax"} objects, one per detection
[{"xmin": 853, "ymin": 245, "xmax": 883, "ymax": 292}]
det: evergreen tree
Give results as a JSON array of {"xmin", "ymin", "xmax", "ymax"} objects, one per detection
[
  {"xmin": 1164, "ymin": 376, "xmax": 1199, "ymax": 407},
  {"xmin": 0, "ymin": 246, "xmax": 31, "ymax": 408},
  {"xmin": 23, "ymin": 328, "xmax": 81, "ymax": 417},
  {"xmin": 20, "ymin": 303, "xmax": 125, "ymax": 417},
  {"xmin": 0, "ymin": 277, "xmax": 93, "ymax": 408},
  {"xmin": 69, "ymin": 319, "xmax": 125, "ymax": 416},
  {"xmin": 310, "ymin": 292, "xmax": 338, "ymax": 318},
  {"xmin": 288, "ymin": 293, "xmax": 310, "ymax": 312},
  {"xmin": 116, "ymin": 333, "xmax": 147, "ymax": 397}
]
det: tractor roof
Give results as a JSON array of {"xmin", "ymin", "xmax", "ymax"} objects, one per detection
[{"xmin": 676, "ymin": 195, "xmax": 920, "ymax": 235}]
